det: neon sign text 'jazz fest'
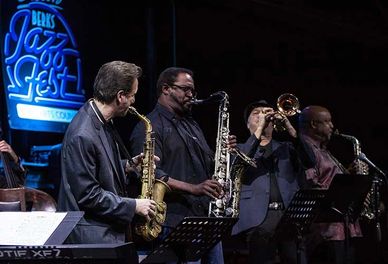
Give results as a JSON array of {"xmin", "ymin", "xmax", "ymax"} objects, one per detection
[{"xmin": 3, "ymin": 0, "xmax": 84, "ymax": 131}]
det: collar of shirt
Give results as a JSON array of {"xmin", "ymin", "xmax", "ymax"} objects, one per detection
[
  {"xmin": 90, "ymin": 99, "xmax": 115, "ymax": 127},
  {"xmin": 155, "ymin": 103, "xmax": 193, "ymax": 123},
  {"xmin": 301, "ymin": 134, "xmax": 327, "ymax": 150}
]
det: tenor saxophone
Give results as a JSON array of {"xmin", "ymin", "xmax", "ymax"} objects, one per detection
[
  {"xmin": 229, "ymin": 143, "xmax": 258, "ymax": 217},
  {"xmin": 128, "ymin": 107, "xmax": 171, "ymax": 241},
  {"xmin": 203, "ymin": 92, "xmax": 256, "ymax": 217}
]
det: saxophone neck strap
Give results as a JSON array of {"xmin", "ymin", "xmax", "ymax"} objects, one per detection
[{"xmin": 110, "ymin": 125, "xmax": 133, "ymax": 164}]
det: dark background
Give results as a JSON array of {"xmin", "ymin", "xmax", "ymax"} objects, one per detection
[
  {"xmin": 3, "ymin": 0, "xmax": 388, "ymax": 169},
  {"xmin": 1, "ymin": 0, "xmax": 388, "ymax": 262}
]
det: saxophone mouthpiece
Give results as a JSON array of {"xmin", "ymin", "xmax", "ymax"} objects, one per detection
[
  {"xmin": 127, "ymin": 106, "xmax": 137, "ymax": 115},
  {"xmin": 191, "ymin": 91, "xmax": 227, "ymax": 105}
]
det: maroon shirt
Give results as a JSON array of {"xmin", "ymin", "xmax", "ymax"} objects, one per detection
[{"xmin": 302, "ymin": 135, "xmax": 362, "ymax": 240}]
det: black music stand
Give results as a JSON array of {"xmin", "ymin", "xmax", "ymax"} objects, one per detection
[
  {"xmin": 141, "ymin": 216, "xmax": 237, "ymax": 263},
  {"xmin": 275, "ymin": 189, "xmax": 327, "ymax": 264},
  {"xmin": 316, "ymin": 173, "xmax": 373, "ymax": 264}
]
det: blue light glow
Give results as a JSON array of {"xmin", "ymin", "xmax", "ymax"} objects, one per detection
[
  {"xmin": 16, "ymin": 103, "xmax": 77, "ymax": 122},
  {"xmin": 1, "ymin": 0, "xmax": 85, "ymax": 133}
]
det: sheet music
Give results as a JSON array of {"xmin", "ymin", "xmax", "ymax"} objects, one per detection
[{"xmin": 0, "ymin": 212, "xmax": 67, "ymax": 245}]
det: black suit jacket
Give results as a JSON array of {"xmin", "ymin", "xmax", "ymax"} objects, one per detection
[
  {"xmin": 58, "ymin": 100, "xmax": 136, "ymax": 243},
  {"xmin": 232, "ymin": 136, "xmax": 301, "ymax": 235}
]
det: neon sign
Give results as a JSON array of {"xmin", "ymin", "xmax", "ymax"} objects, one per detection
[{"xmin": 1, "ymin": 0, "xmax": 85, "ymax": 133}]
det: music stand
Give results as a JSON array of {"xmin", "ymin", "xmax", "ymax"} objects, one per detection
[
  {"xmin": 45, "ymin": 211, "xmax": 84, "ymax": 244},
  {"xmin": 316, "ymin": 173, "xmax": 373, "ymax": 264},
  {"xmin": 275, "ymin": 189, "xmax": 327, "ymax": 264},
  {"xmin": 141, "ymin": 216, "xmax": 237, "ymax": 263}
]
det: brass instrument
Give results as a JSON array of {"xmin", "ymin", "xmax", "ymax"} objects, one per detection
[
  {"xmin": 200, "ymin": 92, "xmax": 256, "ymax": 217},
  {"xmin": 273, "ymin": 93, "xmax": 300, "ymax": 132},
  {"xmin": 128, "ymin": 107, "xmax": 171, "ymax": 241},
  {"xmin": 208, "ymin": 91, "xmax": 232, "ymax": 217},
  {"xmin": 229, "ymin": 144, "xmax": 258, "ymax": 218},
  {"xmin": 334, "ymin": 130, "xmax": 374, "ymax": 220}
]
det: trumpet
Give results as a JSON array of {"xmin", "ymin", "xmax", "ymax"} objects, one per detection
[{"xmin": 273, "ymin": 93, "xmax": 301, "ymax": 132}]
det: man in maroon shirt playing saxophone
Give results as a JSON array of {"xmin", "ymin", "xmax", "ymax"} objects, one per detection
[{"xmin": 298, "ymin": 105, "xmax": 362, "ymax": 264}]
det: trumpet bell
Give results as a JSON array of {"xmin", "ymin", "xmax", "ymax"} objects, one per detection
[{"xmin": 277, "ymin": 93, "xmax": 300, "ymax": 116}]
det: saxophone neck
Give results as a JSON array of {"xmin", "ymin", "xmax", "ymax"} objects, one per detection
[
  {"xmin": 128, "ymin": 106, "xmax": 152, "ymax": 133},
  {"xmin": 334, "ymin": 129, "xmax": 361, "ymax": 150}
]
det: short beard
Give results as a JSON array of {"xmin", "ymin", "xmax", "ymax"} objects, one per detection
[{"xmin": 170, "ymin": 93, "xmax": 192, "ymax": 116}]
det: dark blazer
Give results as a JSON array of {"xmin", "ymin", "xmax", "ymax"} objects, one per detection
[
  {"xmin": 58, "ymin": 100, "xmax": 136, "ymax": 243},
  {"xmin": 232, "ymin": 135, "xmax": 301, "ymax": 235}
]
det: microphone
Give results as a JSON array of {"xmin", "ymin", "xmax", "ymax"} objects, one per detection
[
  {"xmin": 358, "ymin": 152, "xmax": 386, "ymax": 177},
  {"xmin": 191, "ymin": 91, "xmax": 227, "ymax": 105}
]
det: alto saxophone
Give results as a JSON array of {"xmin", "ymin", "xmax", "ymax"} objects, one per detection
[
  {"xmin": 128, "ymin": 107, "xmax": 171, "ymax": 241},
  {"xmin": 204, "ymin": 92, "xmax": 256, "ymax": 217},
  {"xmin": 334, "ymin": 130, "xmax": 374, "ymax": 220}
]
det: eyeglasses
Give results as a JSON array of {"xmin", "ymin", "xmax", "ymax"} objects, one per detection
[{"xmin": 170, "ymin": 84, "xmax": 197, "ymax": 97}]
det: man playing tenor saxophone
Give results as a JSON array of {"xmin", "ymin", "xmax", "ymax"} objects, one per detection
[{"xmin": 130, "ymin": 67, "xmax": 236, "ymax": 263}]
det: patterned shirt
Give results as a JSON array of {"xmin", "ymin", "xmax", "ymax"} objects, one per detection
[{"xmin": 301, "ymin": 134, "xmax": 362, "ymax": 240}]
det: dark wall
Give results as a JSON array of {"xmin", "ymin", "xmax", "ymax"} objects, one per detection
[
  {"xmin": 2, "ymin": 0, "xmax": 388, "ymax": 171},
  {"xmin": 167, "ymin": 1, "xmax": 388, "ymax": 169}
]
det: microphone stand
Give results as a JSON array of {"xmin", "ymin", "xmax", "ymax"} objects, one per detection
[
  {"xmin": 358, "ymin": 153, "xmax": 386, "ymax": 177},
  {"xmin": 358, "ymin": 153, "xmax": 386, "ymax": 245}
]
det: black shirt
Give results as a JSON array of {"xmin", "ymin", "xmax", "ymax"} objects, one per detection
[
  {"xmin": 129, "ymin": 103, "xmax": 214, "ymax": 227},
  {"xmin": 258, "ymin": 141, "xmax": 283, "ymax": 204}
]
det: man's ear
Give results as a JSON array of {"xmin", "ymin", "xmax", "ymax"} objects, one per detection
[
  {"xmin": 161, "ymin": 85, "xmax": 170, "ymax": 95},
  {"xmin": 310, "ymin": 120, "xmax": 317, "ymax": 129},
  {"xmin": 116, "ymin": 90, "xmax": 125, "ymax": 103}
]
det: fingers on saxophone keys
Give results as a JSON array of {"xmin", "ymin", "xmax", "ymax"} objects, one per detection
[
  {"xmin": 209, "ymin": 181, "xmax": 223, "ymax": 199},
  {"xmin": 146, "ymin": 200, "xmax": 157, "ymax": 221},
  {"xmin": 206, "ymin": 187, "xmax": 219, "ymax": 200}
]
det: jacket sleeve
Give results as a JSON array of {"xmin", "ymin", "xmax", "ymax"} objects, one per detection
[{"xmin": 63, "ymin": 134, "xmax": 136, "ymax": 225}]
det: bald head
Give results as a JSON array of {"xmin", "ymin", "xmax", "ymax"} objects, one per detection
[
  {"xmin": 299, "ymin": 105, "xmax": 334, "ymax": 143},
  {"xmin": 299, "ymin": 106, "xmax": 329, "ymax": 126}
]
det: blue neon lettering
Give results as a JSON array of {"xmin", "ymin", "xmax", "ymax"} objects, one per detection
[{"xmin": 3, "ymin": 1, "xmax": 84, "ymax": 113}]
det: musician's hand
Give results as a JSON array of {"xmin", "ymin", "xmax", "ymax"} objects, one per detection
[
  {"xmin": 348, "ymin": 160, "xmax": 369, "ymax": 174},
  {"xmin": 135, "ymin": 199, "xmax": 157, "ymax": 222},
  {"xmin": 282, "ymin": 117, "xmax": 297, "ymax": 138},
  {"xmin": 125, "ymin": 153, "xmax": 143, "ymax": 173},
  {"xmin": 132, "ymin": 153, "xmax": 160, "ymax": 166},
  {"xmin": 249, "ymin": 109, "xmax": 273, "ymax": 138},
  {"xmin": 127, "ymin": 153, "xmax": 161, "ymax": 174},
  {"xmin": 131, "ymin": 153, "xmax": 144, "ymax": 168},
  {"xmin": 227, "ymin": 135, "xmax": 237, "ymax": 151},
  {"xmin": 191, "ymin": 180, "xmax": 223, "ymax": 199},
  {"xmin": 0, "ymin": 140, "xmax": 19, "ymax": 164}
]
